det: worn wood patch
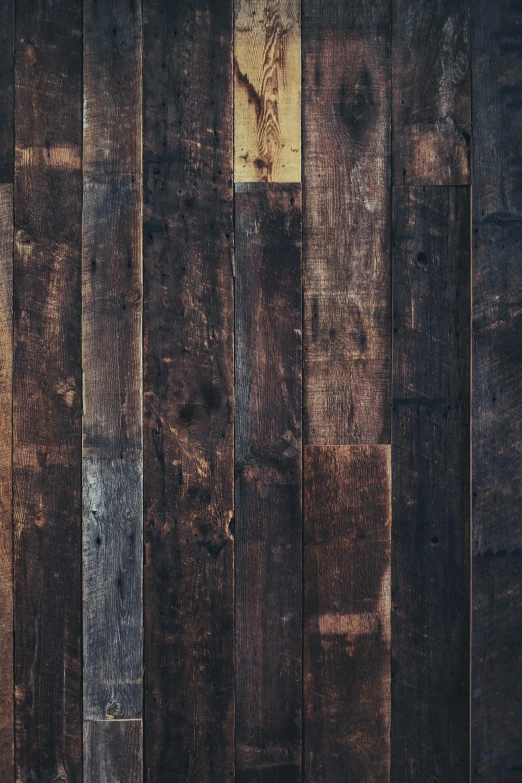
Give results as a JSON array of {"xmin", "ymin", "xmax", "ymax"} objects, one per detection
[
  {"xmin": 392, "ymin": 0, "xmax": 471, "ymax": 185},
  {"xmin": 13, "ymin": 1, "xmax": 83, "ymax": 779},
  {"xmin": 83, "ymin": 0, "xmax": 143, "ymax": 731},
  {"xmin": 472, "ymin": 0, "xmax": 522, "ymax": 778},
  {"xmin": 234, "ymin": 0, "xmax": 301, "ymax": 183},
  {"xmin": 84, "ymin": 721, "xmax": 143, "ymax": 783},
  {"xmin": 302, "ymin": 0, "xmax": 391, "ymax": 445},
  {"xmin": 235, "ymin": 183, "xmax": 302, "ymax": 782},
  {"xmin": 143, "ymin": 1, "xmax": 235, "ymax": 780},
  {"xmin": 304, "ymin": 445, "xmax": 391, "ymax": 783},
  {"xmin": 392, "ymin": 186, "xmax": 471, "ymax": 782}
]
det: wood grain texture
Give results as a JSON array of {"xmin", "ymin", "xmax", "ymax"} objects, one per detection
[
  {"xmin": 143, "ymin": 1, "xmax": 234, "ymax": 780},
  {"xmin": 235, "ymin": 183, "xmax": 302, "ymax": 782},
  {"xmin": 13, "ymin": 1, "xmax": 82, "ymax": 779},
  {"xmin": 0, "ymin": 2, "xmax": 13, "ymax": 777},
  {"xmin": 302, "ymin": 0, "xmax": 391, "ymax": 445},
  {"xmin": 472, "ymin": 0, "xmax": 522, "ymax": 778},
  {"xmin": 84, "ymin": 721, "xmax": 143, "ymax": 783},
  {"xmin": 392, "ymin": 186, "xmax": 470, "ymax": 782},
  {"xmin": 304, "ymin": 445, "xmax": 391, "ymax": 783},
  {"xmin": 234, "ymin": 0, "xmax": 301, "ymax": 182},
  {"xmin": 392, "ymin": 0, "xmax": 471, "ymax": 185},
  {"xmin": 83, "ymin": 0, "xmax": 143, "ymax": 725}
]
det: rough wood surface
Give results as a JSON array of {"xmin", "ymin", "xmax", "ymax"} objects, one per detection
[
  {"xmin": 304, "ymin": 445, "xmax": 391, "ymax": 783},
  {"xmin": 0, "ymin": 2, "xmax": 13, "ymax": 777},
  {"xmin": 392, "ymin": 0, "xmax": 471, "ymax": 185},
  {"xmin": 235, "ymin": 182, "xmax": 302, "ymax": 782},
  {"xmin": 143, "ymin": 2, "xmax": 235, "ymax": 780},
  {"xmin": 84, "ymin": 720, "xmax": 143, "ymax": 783},
  {"xmin": 472, "ymin": 1, "xmax": 522, "ymax": 778},
  {"xmin": 234, "ymin": 0, "xmax": 301, "ymax": 182},
  {"xmin": 13, "ymin": 1, "xmax": 83, "ymax": 779},
  {"xmin": 83, "ymin": 0, "xmax": 143, "ymax": 726},
  {"xmin": 302, "ymin": 0, "xmax": 391, "ymax": 445},
  {"xmin": 392, "ymin": 186, "xmax": 471, "ymax": 782}
]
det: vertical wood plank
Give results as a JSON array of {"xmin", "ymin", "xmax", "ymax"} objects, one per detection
[
  {"xmin": 392, "ymin": 187, "xmax": 470, "ymax": 782},
  {"xmin": 302, "ymin": 0, "xmax": 391, "ymax": 445},
  {"xmin": 143, "ymin": 1, "xmax": 235, "ymax": 780},
  {"xmin": 471, "ymin": 1, "xmax": 522, "ymax": 778},
  {"xmin": 234, "ymin": 0, "xmax": 301, "ymax": 183},
  {"xmin": 0, "ymin": 1, "xmax": 13, "ymax": 777},
  {"xmin": 235, "ymin": 182, "xmax": 302, "ymax": 781},
  {"xmin": 392, "ymin": 0, "xmax": 471, "ymax": 185},
  {"xmin": 83, "ymin": 0, "xmax": 143, "ymax": 738},
  {"xmin": 304, "ymin": 445, "xmax": 391, "ymax": 782},
  {"xmin": 13, "ymin": 1, "xmax": 83, "ymax": 779},
  {"xmin": 84, "ymin": 721, "xmax": 143, "ymax": 783}
]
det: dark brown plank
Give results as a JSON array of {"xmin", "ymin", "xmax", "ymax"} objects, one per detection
[
  {"xmin": 392, "ymin": 187, "xmax": 470, "ymax": 782},
  {"xmin": 82, "ymin": 0, "xmax": 143, "ymax": 735},
  {"xmin": 302, "ymin": 0, "xmax": 391, "ymax": 445},
  {"xmin": 304, "ymin": 445, "xmax": 391, "ymax": 782},
  {"xmin": 392, "ymin": 0, "xmax": 471, "ymax": 185},
  {"xmin": 235, "ymin": 182, "xmax": 302, "ymax": 782},
  {"xmin": 13, "ymin": 1, "xmax": 82, "ymax": 779},
  {"xmin": 84, "ymin": 721, "xmax": 143, "ymax": 783},
  {"xmin": 0, "ymin": 1, "xmax": 13, "ymax": 777},
  {"xmin": 143, "ymin": 2, "xmax": 234, "ymax": 780},
  {"xmin": 471, "ymin": 1, "xmax": 522, "ymax": 779}
]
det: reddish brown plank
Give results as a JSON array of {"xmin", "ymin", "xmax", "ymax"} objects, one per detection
[
  {"xmin": 13, "ymin": 1, "xmax": 83, "ymax": 779},
  {"xmin": 235, "ymin": 183, "xmax": 302, "ymax": 782},
  {"xmin": 304, "ymin": 445, "xmax": 391, "ymax": 782},
  {"xmin": 143, "ymin": 1, "xmax": 235, "ymax": 779}
]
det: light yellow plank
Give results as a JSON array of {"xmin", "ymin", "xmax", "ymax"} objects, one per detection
[{"xmin": 234, "ymin": 0, "xmax": 301, "ymax": 183}]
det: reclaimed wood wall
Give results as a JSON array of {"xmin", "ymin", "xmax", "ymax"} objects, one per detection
[{"xmin": 0, "ymin": 0, "xmax": 519, "ymax": 781}]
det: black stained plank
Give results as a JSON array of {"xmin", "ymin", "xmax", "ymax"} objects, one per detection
[
  {"xmin": 82, "ymin": 0, "xmax": 143, "ymax": 731},
  {"xmin": 143, "ymin": 2, "xmax": 235, "ymax": 780},
  {"xmin": 235, "ymin": 182, "xmax": 302, "ymax": 782},
  {"xmin": 84, "ymin": 721, "xmax": 143, "ymax": 783},
  {"xmin": 0, "ymin": 1, "xmax": 13, "ymax": 778},
  {"xmin": 13, "ymin": 1, "xmax": 83, "ymax": 780},
  {"xmin": 302, "ymin": 0, "xmax": 391, "ymax": 445},
  {"xmin": 392, "ymin": 0, "xmax": 471, "ymax": 185},
  {"xmin": 304, "ymin": 445, "xmax": 391, "ymax": 783},
  {"xmin": 392, "ymin": 187, "xmax": 470, "ymax": 782},
  {"xmin": 471, "ymin": 0, "xmax": 522, "ymax": 779}
]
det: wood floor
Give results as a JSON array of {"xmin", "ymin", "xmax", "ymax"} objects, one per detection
[{"xmin": 0, "ymin": 0, "xmax": 519, "ymax": 781}]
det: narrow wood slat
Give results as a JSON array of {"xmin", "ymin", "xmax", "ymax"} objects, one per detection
[
  {"xmin": 82, "ymin": 0, "xmax": 143, "ymax": 740},
  {"xmin": 235, "ymin": 182, "xmax": 302, "ymax": 781},
  {"xmin": 302, "ymin": 0, "xmax": 391, "ymax": 445},
  {"xmin": 0, "ymin": 1, "xmax": 13, "ymax": 777},
  {"xmin": 304, "ymin": 445, "xmax": 391, "ymax": 782},
  {"xmin": 234, "ymin": 0, "xmax": 301, "ymax": 182},
  {"xmin": 392, "ymin": 186, "xmax": 470, "ymax": 782},
  {"xmin": 143, "ymin": 1, "xmax": 235, "ymax": 779},
  {"xmin": 13, "ymin": 1, "xmax": 83, "ymax": 779},
  {"xmin": 392, "ymin": 0, "xmax": 471, "ymax": 185},
  {"xmin": 471, "ymin": 1, "xmax": 522, "ymax": 778},
  {"xmin": 84, "ymin": 721, "xmax": 143, "ymax": 783}
]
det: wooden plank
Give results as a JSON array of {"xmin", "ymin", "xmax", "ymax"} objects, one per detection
[
  {"xmin": 83, "ymin": 0, "xmax": 143, "ymax": 729},
  {"xmin": 13, "ymin": 1, "xmax": 82, "ymax": 779},
  {"xmin": 304, "ymin": 445, "xmax": 391, "ymax": 782},
  {"xmin": 234, "ymin": 0, "xmax": 301, "ymax": 182},
  {"xmin": 392, "ymin": 0, "xmax": 471, "ymax": 185},
  {"xmin": 471, "ymin": 1, "xmax": 522, "ymax": 778},
  {"xmin": 142, "ymin": 2, "xmax": 234, "ymax": 779},
  {"xmin": 235, "ymin": 182, "xmax": 302, "ymax": 781},
  {"xmin": 84, "ymin": 721, "xmax": 143, "ymax": 783},
  {"xmin": 0, "ymin": 1, "xmax": 13, "ymax": 777},
  {"xmin": 392, "ymin": 186, "xmax": 470, "ymax": 781},
  {"xmin": 302, "ymin": 0, "xmax": 391, "ymax": 445}
]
